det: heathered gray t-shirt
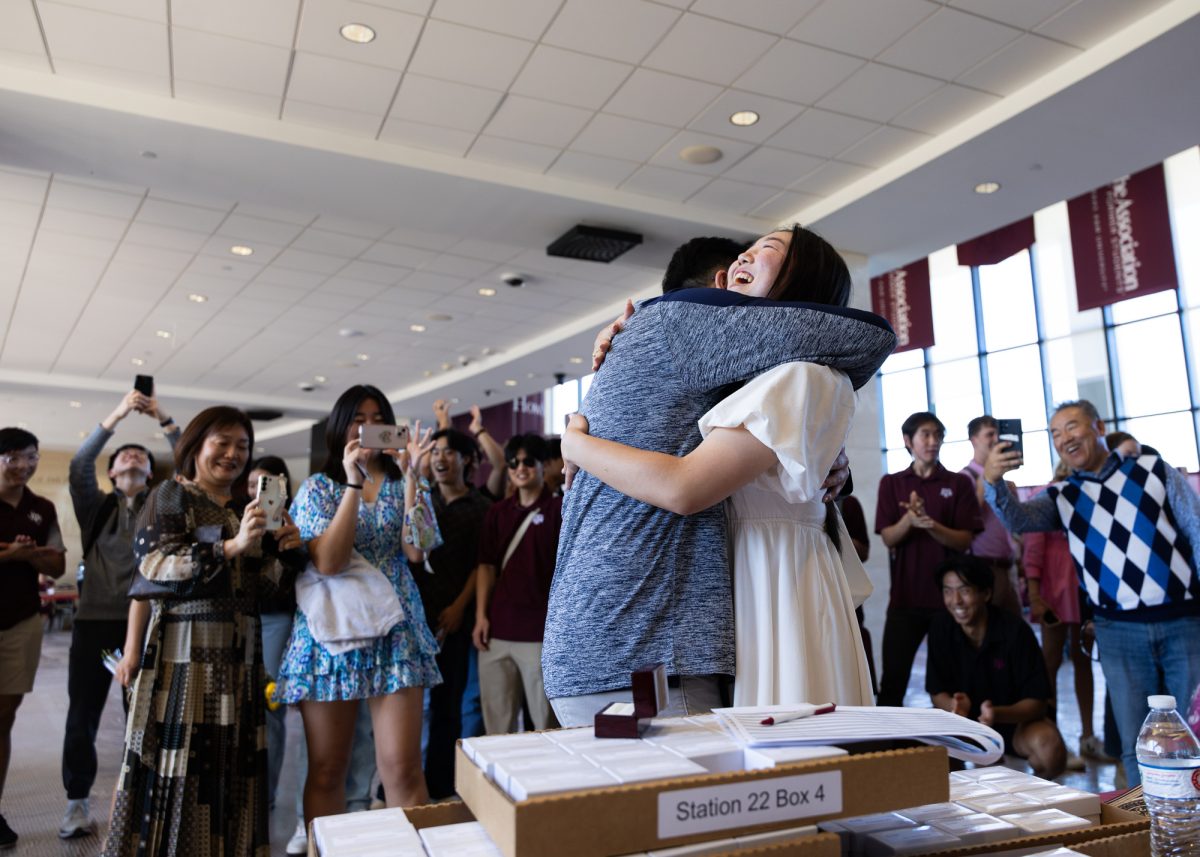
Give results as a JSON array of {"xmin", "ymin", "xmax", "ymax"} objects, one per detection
[{"xmin": 543, "ymin": 289, "xmax": 896, "ymax": 698}]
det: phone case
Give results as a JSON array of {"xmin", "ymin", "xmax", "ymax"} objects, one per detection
[{"xmin": 258, "ymin": 475, "xmax": 287, "ymax": 531}]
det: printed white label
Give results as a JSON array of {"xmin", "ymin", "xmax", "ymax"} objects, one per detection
[
  {"xmin": 1139, "ymin": 762, "xmax": 1200, "ymax": 799},
  {"xmin": 657, "ymin": 771, "xmax": 842, "ymax": 839}
]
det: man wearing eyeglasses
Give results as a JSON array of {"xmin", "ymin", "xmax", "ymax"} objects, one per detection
[
  {"xmin": 0, "ymin": 427, "xmax": 67, "ymax": 849},
  {"xmin": 472, "ymin": 434, "xmax": 561, "ymax": 734}
]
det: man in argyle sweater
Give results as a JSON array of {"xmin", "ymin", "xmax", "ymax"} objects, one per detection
[{"xmin": 983, "ymin": 400, "xmax": 1200, "ymax": 786}]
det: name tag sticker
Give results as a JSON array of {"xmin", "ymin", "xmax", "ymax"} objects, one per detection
[
  {"xmin": 657, "ymin": 771, "xmax": 842, "ymax": 839},
  {"xmin": 196, "ymin": 525, "xmax": 223, "ymax": 544}
]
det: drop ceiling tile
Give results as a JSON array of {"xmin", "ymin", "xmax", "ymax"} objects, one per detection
[
  {"xmin": 686, "ymin": 178, "xmax": 783, "ymax": 215},
  {"xmin": 788, "ymin": 159, "xmax": 870, "ymax": 195},
  {"xmin": 384, "ymin": 226, "xmax": 452, "ymax": 247},
  {"xmin": 545, "ymin": 151, "xmax": 640, "ymax": 187},
  {"xmin": 956, "ymin": 33, "xmax": 1082, "ymax": 96},
  {"xmin": 403, "ymin": 271, "xmax": 468, "ymax": 294},
  {"xmin": 186, "ymin": 255, "xmax": 262, "ymax": 281},
  {"xmin": 290, "ymin": 229, "xmax": 374, "ymax": 257},
  {"xmin": 171, "ymin": 0, "xmax": 300, "ymax": 48},
  {"xmin": 283, "ymin": 100, "xmax": 385, "ymax": 137},
  {"xmin": 620, "ymin": 165, "xmax": 711, "ymax": 202},
  {"xmin": 388, "ymin": 74, "xmax": 503, "ymax": 133},
  {"xmin": 467, "ymin": 137, "xmax": 561, "ymax": 172},
  {"xmin": 431, "ymin": 0, "xmax": 563, "ymax": 40},
  {"xmin": 39, "ymin": 2, "xmax": 168, "ymax": 75},
  {"xmin": 688, "ymin": 0, "xmax": 821, "ymax": 32},
  {"xmin": 408, "ymin": 19, "xmax": 533, "ymax": 90},
  {"xmin": 604, "ymin": 68, "xmax": 722, "ymax": 127},
  {"xmin": 688, "ymin": 90, "xmax": 805, "ymax": 144},
  {"xmin": 483, "ymin": 96, "xmax": 593, "ymax": 149},
  {"xmin": 570, "ymin": 113, "xmax": 678, "ymax": 162},
  {"xmin": 721, "ymin": 146, "xmax": 824, "ymax": 185},
  {"xmin": 231, "ymin": 204, "xmax": 314, "ymax": 225},
  {"xmin": 273, "ymin": 248, "xmax": 348, "ymax": 274},
  {"xmin": 172, "ymin": 28, "xmax": 291, "ymax": 96},
  {"xmin": 52, "ymin": 59, "xmax": 170, "ymax": 94},
  {"xmin": 543, "ymin": 0, "xmax": 680, "ymax": 64},
  {"xmin": 1036, "ymin": 0, "xmax": 1171, "ymax": 49},
  {"xmin": 0, "ymin": 2, "xmax": 46, "ymax": 54},
  {"xmin": 287, "ymin": 52, "xmax": 400, "ymax": 114},
  {"xmin": 313, "ymin": 216, "xmax": 391, "ymax": 239},
  {"xmin": 173, "ymin": 80, "xmax": 282, "ymax": 116},
  {"xmin": 421, "ymin": 254, "xmax": 495, "ymax": 278},
  {"xmin": 0, "ymin": 171, "xmax": 49, "ymax": 205},
  {"xmin": 648, "ymin": 131, "xmax": 756, "ymax": 175},
  {"xmin": 733, "ymin": 38, "xmax": 865, "ymax": 105},
  {"xmin": 137, "ymin": 199, "xmax": 228, "ymax": 231},
  {"xmin": 788, "ymin": 0, "xmax": 937, "ymax": 59},
  {"xmin": 767, "ymin": 108, "xmax": 879, "ymax": 157},
  {"xmin": 38, "ymin": 207, "xmax": 127, "ymax": 240},
  {"xmin": 837, "ymin": 124, "xmax": 930, "ymax": 168},
  {"xmin": 510, "ymin": 45, "xmax": 633, "ymax": 111},
  {"xmin": 379, "ymin": 118, "xmax": 476, "ymax": 156},
  {"xmin": 815, "ymin": 62, "xmax": 943, "ymax": 122},
  {"xmin": 47, "ymin": 181, "xmax": 142, "ymax": 219},
  {"xmin": 217, "ymin": 215, "xmax": 306, "ymax": 246},
  {"xmin": 361, "ymin": 242, "xmax": 437, "ymax": 268},
  {"xmin": 0, "ymin": 49, "xmax": 50, "ymax": 72},
  {"xmin": 51, "ymin": 0, "xmax": 166, "ymax": 22},
  {"xmin": 255, "ymin": 266, "xmax": 328, "ymax": 288},
  {"xmin": 877, "ymin": 6, "xmax": 1021, "ymax": 80},
  {"xmin": 451, "ymin": 239, "xmax": 524, "ymax": 262},
  {"xmin": 948, "ymin": 0, "xmax": 1075, "ymax": 30},
  {"xmin": 124, "ymin": 223, "xmax": 211, "ymax": 253},
  {"xmin": 147, "ymin": 187, "xmax": 237, "ymax": 211},
  {"xmin": 890, "ymin": 84, "xmax": 1000, "ymax": 134},
  {"xmin": 295, "ymin": 0, "xmax": 422, "ymax": 70},
  {"xmin": 322, "ymin": 277, "xmax": 390, "ymax": 298},
  {"xmin": 644, "ymin": 13, "xmax": 778, "ymax": 86}
]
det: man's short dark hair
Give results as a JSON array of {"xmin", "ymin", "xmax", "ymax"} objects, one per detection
[
  {"xmin": 901, "ymin": 412, "xmax": 945, "ymax": 441},
  {"xmin": 107, "ymin": 443, "xmax": 155, "ymax": 476},
  {"xmin": 0, "ymin": 427, "xmax": 38, "ymax": 455},
  {"xmin": 661, "ymin": 236, "xmax": 746, "ymax": 293},
  {"xmin": 937, "ymin": 555, "xmax": 994, "ymax": 597},
  {"xmin": 544, "ymin": 437, "xmax": 562, "ymax": 460},
  {"xmin": 431, "ymin": 428, "xmax": 479, "ymax": 481},
  {"xmin": 1053, "ymin": 399, "xmax": 1101, "ymax": 423},
  {"xmin": 504, "ymin": 433, "xmax": 548, "ymax": 463},
  {"xmin": 967, "ymin": 415, "xmax": 997, "ymax": 438}
]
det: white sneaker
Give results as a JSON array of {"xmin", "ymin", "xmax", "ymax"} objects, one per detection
[
  {"xmin": 58, "ymin": 799, "xmax": 94, "ymax": 839},
  {"xmin": 286, "ymin": 820, "xmax": 308, "ymax": 856}
]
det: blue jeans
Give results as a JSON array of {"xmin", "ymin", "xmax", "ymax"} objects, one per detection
[
  {"xmin": 1093, "ymin": 614, "xmax": 1200, "ymax": 786},
  {"xmin": 260, "ymin": 611, "xmax": 293, "ymax": 810}
]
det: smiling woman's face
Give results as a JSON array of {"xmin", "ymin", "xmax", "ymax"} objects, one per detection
[
  {"xmin": 726, "ymin": 230, "xmax": 791, "ymax": 298},
  {"xmin": 195, "ymin": 425, "xmax": 250, "ymax": 491}
]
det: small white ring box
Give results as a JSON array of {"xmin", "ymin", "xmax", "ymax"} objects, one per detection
[{"xmin": 930, "ymin": 811, "xmax": 1020, "ymax": 845}]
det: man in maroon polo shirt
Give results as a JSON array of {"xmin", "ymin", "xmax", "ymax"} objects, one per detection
[
  {"xmin": 472, "ymin": 433, "xmax": 561, "ymax": 734},
  {"xmin": 875, "ymin": 412, "xmax": 982, "ymax": 707}
]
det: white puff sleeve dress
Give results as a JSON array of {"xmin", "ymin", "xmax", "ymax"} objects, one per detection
[{"xmin": 698, "ymin": 361, "xmax": 875, "ymax": 708}]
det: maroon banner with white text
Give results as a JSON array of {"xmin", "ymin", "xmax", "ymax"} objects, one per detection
[
  {"xmin": 1067, "ymin": 163, "xmax": 1179, "ymax": 311},
  {"xmin": 870, "ymin": 258, "xmax": 934, "ymax": 353}
]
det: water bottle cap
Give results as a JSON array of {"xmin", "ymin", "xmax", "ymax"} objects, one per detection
[{"xmin": 1148, "ymin": 694, "xmax": 1177, "ymax": 710}]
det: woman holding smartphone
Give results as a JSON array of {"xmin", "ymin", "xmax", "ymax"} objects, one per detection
[{"xmin": 275, "ymin": 385, "xmax": 440, "ymax": 824}]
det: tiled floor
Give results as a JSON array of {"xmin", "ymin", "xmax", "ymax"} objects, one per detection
[{"xmin": 4, "ymin": 623, "xmax": 1120, "ymax": 856}]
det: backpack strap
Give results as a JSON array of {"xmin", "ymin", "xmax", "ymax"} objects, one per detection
[{"xmin": 82, "ymin": 493, "xmax": 119, "ymax": 560}]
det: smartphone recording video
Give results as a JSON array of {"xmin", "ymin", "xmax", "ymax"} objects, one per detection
[
  {"xmin": 997, "ymin": 418, "xmax": 1023, "ymax": 457},
  {"xmin": 358, "ymin": 424, "xmax": 410, "ymax": 450}
]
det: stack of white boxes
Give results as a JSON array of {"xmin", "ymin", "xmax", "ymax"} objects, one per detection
[
  {"xmin": 817, "ymin": 767, "xmax": 1100, "ymax": 856},
  {"xmin": 310, "ymin": 807, "xmax": 427, "ymax": 856}
]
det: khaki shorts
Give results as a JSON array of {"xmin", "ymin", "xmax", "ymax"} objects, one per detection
[{"xmin": 0, "ymin": 613, "xmax": 44, "ymax": 695}]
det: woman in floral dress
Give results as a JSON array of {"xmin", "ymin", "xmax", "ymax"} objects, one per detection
[
  {"xmin": 275, "ymin": 385, "xmax": 441, "ymax": 824},
  {"xmin": 103, "ymin": 407, "xmax": 305, "ymax": 857}
]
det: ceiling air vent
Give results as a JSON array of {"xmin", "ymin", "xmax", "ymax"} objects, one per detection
[{"xmin": 546, "ymin": 225, "xmax": 642, "ymax": 263}]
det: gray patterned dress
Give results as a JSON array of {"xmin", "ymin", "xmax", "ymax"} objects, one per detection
[{"xmin": 102, "ymin": 480, "xmax": 301, "ymax": 857}]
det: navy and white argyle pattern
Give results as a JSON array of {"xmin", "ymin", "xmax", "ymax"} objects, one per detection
[{"xmin": 1050, "ymin": 454, "xmax": 1197, "ymax": 612}]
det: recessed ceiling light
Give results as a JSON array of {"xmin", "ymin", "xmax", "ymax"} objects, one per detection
[
  {"xmin": 338, "ymin": 328, "xmax": 363, "ymax": 338},
  {"xmin": 69, "ymin": 400, "xmax": 82, "ymax": 408},
  {"xmin": 441, "ymin": 362, "xmax": 452, "ymax": 371},
  {"xmin": 569, "ymin": 357, "xmax": 583, "ymax": 364},
  {"xmin": 155, "ymin": 329, "xmax": 172, "ymax": 339},
  {"xmin": 339, "ymin": 22, "xmax": 376, "ymax": 43},
  {"xmin": 131, "ymin": 357, "xmax": 145, "ymax": 366},
  {"xmin": 504, "ymin": 379, "xmax": 518, "ymax": 387},
  {"xmin": 16, "ymin": 422, "xmax": 28, "ymax": 429},
  {"xmin": 679, "ymin": 144, "xmax": 723, "ymax": 165},
  {"xmin": 477, "ymin": 287, "xmax": 496, "ymax": 297},
  {"xmin": 188, "ymin": 293, "xmax": 208, "ymax": 303},
  {"xmin": 356, "ymin": 353, "xmax": 370, "ymax": 361},
  {"xmin": 427, "ymin": 313, "xmax": 453, "ymax": 322},
  {"xmin": 410, "ymin": 324, "xmax": 426, "ymax": 333},
  {"xmin": 729, "ymin": 110, "xmax": 760, "ymax": 127},
  {"xmin": 423, "ymin": 370, "xmax": 433, "ymax": 377},
  {"xmin": 229, "ymin": 245, "xmax": 254, "ymax": 256},
  {"xmin": 974, "ymin": 181, "xmax": 1001, "ymax": 195},
  {"xmin": 313, "ymin": 375, "xmax": 328, "ymax": 384}
]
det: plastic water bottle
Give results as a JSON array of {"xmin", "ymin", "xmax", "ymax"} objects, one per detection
[{"xmin": 1136, "ymin": 695, "xmax": 1200, "ymax": 855}]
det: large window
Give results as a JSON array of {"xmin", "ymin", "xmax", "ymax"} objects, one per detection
[{"xmin": 878, "ymin": 146, "xmax": 1200, "ymax": 483}]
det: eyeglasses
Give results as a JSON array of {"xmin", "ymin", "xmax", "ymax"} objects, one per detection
[
  {"xmin": 506, "ymin": 456, "xmax": 538, "ymax": 470},
  {"xmin": 0, "ymin": 453, "xmax": 40, "ymax": 466}
]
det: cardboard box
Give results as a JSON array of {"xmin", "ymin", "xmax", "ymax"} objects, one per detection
[
  {"xmin": 932, "ymin": 803, "xmax": 1148, "ymax": 856},
  {"xmin": 1070, "ymin": 829, "xmax": 1150, "ymax": 857},
  {"xmin": 456, "ymin": 743, "xmax": 948, "ymax": 857}
]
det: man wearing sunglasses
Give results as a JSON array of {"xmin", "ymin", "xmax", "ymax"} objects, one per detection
[{"xmin": 472, "ymin": 434, "xmax": 561, "ymax": 734}]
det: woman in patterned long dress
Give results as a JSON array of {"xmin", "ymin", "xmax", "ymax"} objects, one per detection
[
  {"xmin": 275, "ymin": 385, "xmax": 441, "ymax": 824},
  {"xmin": 102, "ymin": 407, "xmax": 305, "ymax": 857}
]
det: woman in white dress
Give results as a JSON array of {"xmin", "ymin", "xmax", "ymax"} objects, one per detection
[{"xmin": 561, "ymin": 226, "xmax": 877, "ymax": 708}]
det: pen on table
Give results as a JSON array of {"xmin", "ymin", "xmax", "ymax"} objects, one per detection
[{"xmin": 760, "ymin": 703, "xmax": 837, "ymax": 726}]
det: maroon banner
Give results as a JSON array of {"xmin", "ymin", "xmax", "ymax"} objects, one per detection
[
  {"xmin": 450, "ymin": 393, "xmax": 544, "ymax": 488},
  {"xmin": 957, "ymin": 216, "xmax": 1035, "ymax": 267},
  {"xmin": 870, "ymin": 258, "xmax": 934, "ymax": 353},
  {"xmin": 1067, "ymin": 163, "xmax": 1179, "ymax": 311}
]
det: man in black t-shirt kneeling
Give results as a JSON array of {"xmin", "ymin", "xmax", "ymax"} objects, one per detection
[{"xmin": 926, "ymin": 555, "xmax": 1067, "ymax": 779}]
